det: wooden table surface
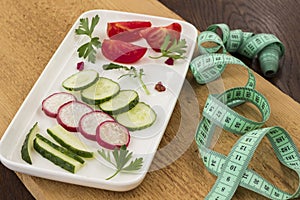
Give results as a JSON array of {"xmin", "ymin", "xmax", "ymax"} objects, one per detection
[{"xmin": 1, "ymin": 0, "xmax": 299, "ymax": 199}]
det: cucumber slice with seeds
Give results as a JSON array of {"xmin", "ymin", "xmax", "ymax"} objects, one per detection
[
  {"xmin": 21, "ymin": 122, "xmax": 39, "ymax": 164},
  {"xmin": 62, "ymin": 69, "xmax": 99, "ymax": 91},
  {"xmin": 47, "ymin": 125, "xmax": 94, "ymax": 158},
  {"xmin": 34, "ymin": 134, "xmax": 84, "ymax": 173},
  {"xmin": 81, "ymin": 77, "xmax": 120, "ymax": 105},
  {"xmin": 99, "ymin": 90, "xmax": 139, "ymax": 115},
  {"xmin": 115, "ymin": 102, "xmax": 156, "ymax": 131}
]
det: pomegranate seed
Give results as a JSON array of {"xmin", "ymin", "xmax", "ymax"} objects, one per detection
[
  {"xmin": 77, "ymin": 61, "xmax": 84, "ymax": 71},
  {"xmin": 165, "ymin": 57, "xmax": 174, "ymax": 65},
  {"xmin": 155, "ymin": 81, "xmax": 166, "ymax": 92}
]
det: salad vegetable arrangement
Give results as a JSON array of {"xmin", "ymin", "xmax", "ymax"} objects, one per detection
[
  {"xmin": 76, "ymin": 15, "xmax": 187, "ymax": 65},
  {"xmin": 20, "ymin": 14, "xmax": 188, "ymax": 180}
]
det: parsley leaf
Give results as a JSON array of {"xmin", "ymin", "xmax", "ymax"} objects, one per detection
[
  {"xmin": 103, "ymin": 63, "xmax": 150, "ymax": 95},
  {"xmin": 75, "ymin": 15, "xmax": 101, "ymax": 63},
  {"xmin": 149, "ymin": 34, "xmax": 187, "ymax": 61},
  {"xmin": 97, "ymin": 145, "xmax": 144, "ymax": 180}
]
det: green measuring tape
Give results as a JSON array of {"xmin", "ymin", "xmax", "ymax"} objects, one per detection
[
  {"xmin": 190, "ymin": 24, "xmax": 300, "ymax": 199},
  {"xmin": 197, "ymin": 24, "xmax": 285, "ymax": 78}
]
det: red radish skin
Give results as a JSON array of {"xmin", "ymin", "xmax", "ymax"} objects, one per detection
[
  {"xmin": 78, "ymin": 111, "xmax": 115, "ymax": 141},
  {"xmin": 42, "ymin": 92, "xmax": 77, "ymax": 118},
  {"xmin": 56, "ymin": 101, "xmax": 93, "ymax": 132},
  {"xmin": 96, "ymin": 121, "xmax": 130, "ymax": 150}
]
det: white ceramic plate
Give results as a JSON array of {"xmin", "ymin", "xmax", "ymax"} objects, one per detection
[{"xmin": 0, "ymin": 10, "xmax": 197, "ymax": 191}]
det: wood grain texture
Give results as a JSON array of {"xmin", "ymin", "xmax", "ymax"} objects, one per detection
[
  {"xmin": 159, "ymin": 0, "xmax": 300, "ymax": 103},
  {"xmin": 0, "ymin": 0, "xmax": 299, "ymax": 200}
]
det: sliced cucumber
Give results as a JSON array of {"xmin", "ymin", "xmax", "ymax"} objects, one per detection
[
  {"xmin": 115, "ymin": 102, "xmax": 156, "ymax": 131},
  {"xmin": 21, "ymin": 122, "xmax": 39, "ymax": 164},
  {"xmin": 62, "ymin": 69, "xmax": 99, "ymax": 91},
  {"xmin": 47, "ymin": 125, "xmax": 94, "ymax": 158},
  {"xmin": 81, "ymin": 77, "xmax": 120, "ymax": 105},
  {"xmin": 34, "ymin": 134, "xmax": 84, "ymax": 173},
  {"xmin": 99, "ymin": 90, "xmax": 139, "ymax": 115}
]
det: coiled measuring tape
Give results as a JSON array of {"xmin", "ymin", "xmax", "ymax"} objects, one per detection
[
  {"xmin": 197, "ymin": 24, "xmax": 285, "ymax": 78},
  {"xmin": 190, "ymin": 24, "xmax": 300, "ymax": 199}
]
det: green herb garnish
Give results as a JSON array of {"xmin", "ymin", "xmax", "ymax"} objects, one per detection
[
  {"xmin": 98, "ymin": 145, "xmax": 144, "ymax": 180},
  {"xmin": 103, "ymin": 63, "xmax": 150, "ymax": 95},
  {"xmin": 75, "ymin": 15, "xmax": 101, "ymax": 63},
  {"xmin": 149, "ymin": 34, "xmax": 187, "ymax": 60}
]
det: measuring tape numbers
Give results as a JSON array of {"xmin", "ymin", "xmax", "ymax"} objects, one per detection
[
  {"xmin": 190, "ymin": 24, "xmax": 300, "ymax": 199},
  {"xmin": 204, "ymin": 24, "xmax": 285, "ymax": 78}
]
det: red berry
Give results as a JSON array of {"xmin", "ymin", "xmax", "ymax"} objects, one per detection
[
  {"xmin": 164, "ymin": 57, "xmax": 174, "ymax": 65},
  {"xmin": 155, "ymin": 81, "xmax": 166, "ymax": 92},
  {"xmin": 77, "ymin": 61, "xmax": 84, "ymax": 71}
]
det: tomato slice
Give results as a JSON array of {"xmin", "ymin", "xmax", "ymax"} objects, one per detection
[
  {"xmin": 101, "ymin": 39, "xmax": 147, "ymax": 64},
  {"xmin": 107, "ymin": 21, "xmax": 152, "ymax": 42},
  {"xmin": 139, "ymin": 22, "xmax": 182, "ymax": 52}
]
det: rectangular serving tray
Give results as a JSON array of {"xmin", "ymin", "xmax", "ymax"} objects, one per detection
[{"xmin": 0, "ymin": 10, "xmax": 197, "ymax": 191}]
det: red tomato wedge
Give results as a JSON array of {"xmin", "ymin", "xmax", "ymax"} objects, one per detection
[
  {"xmin": 139, "ymin": 22, "xmax": 182, "ymax": 52},
  {"xmin": 107, "ymin": 21, "xmax": 152, "ymax": 42},
  {"xmin": 101, "ymin": 39, "xmax": 147, "ymax": 64}
]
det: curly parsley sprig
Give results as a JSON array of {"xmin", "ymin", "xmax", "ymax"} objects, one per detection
[
  {"xmin": 149, "ymin": 34, "xmax": 187, "ymax": 61},
  {"xmin": 75, "ymin": 15, "xmax": 101, "ymax": 63},
  {"xmin": 98, "ymin": 145, "xmax": 144, "ymax": 180}
]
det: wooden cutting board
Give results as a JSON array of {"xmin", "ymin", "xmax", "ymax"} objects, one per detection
[{"xmin": 1, "ymin": 0, "xmax": 300, "ymax": 199}]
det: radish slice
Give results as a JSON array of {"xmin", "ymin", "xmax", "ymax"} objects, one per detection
[
  {"xmin": 42, "ymin": 92, "xmax": 76, "ymax": 118},
  {"xmin": 96, "ymin": 121, "xmax": 130, "ymax": 150},
  {"xmin": 57, "ymin": 101, "xmax": 93, "ymax": 132},
  {"xmin": 78, "ymin": 111, "xmax": 115, "ymax": 141}
]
